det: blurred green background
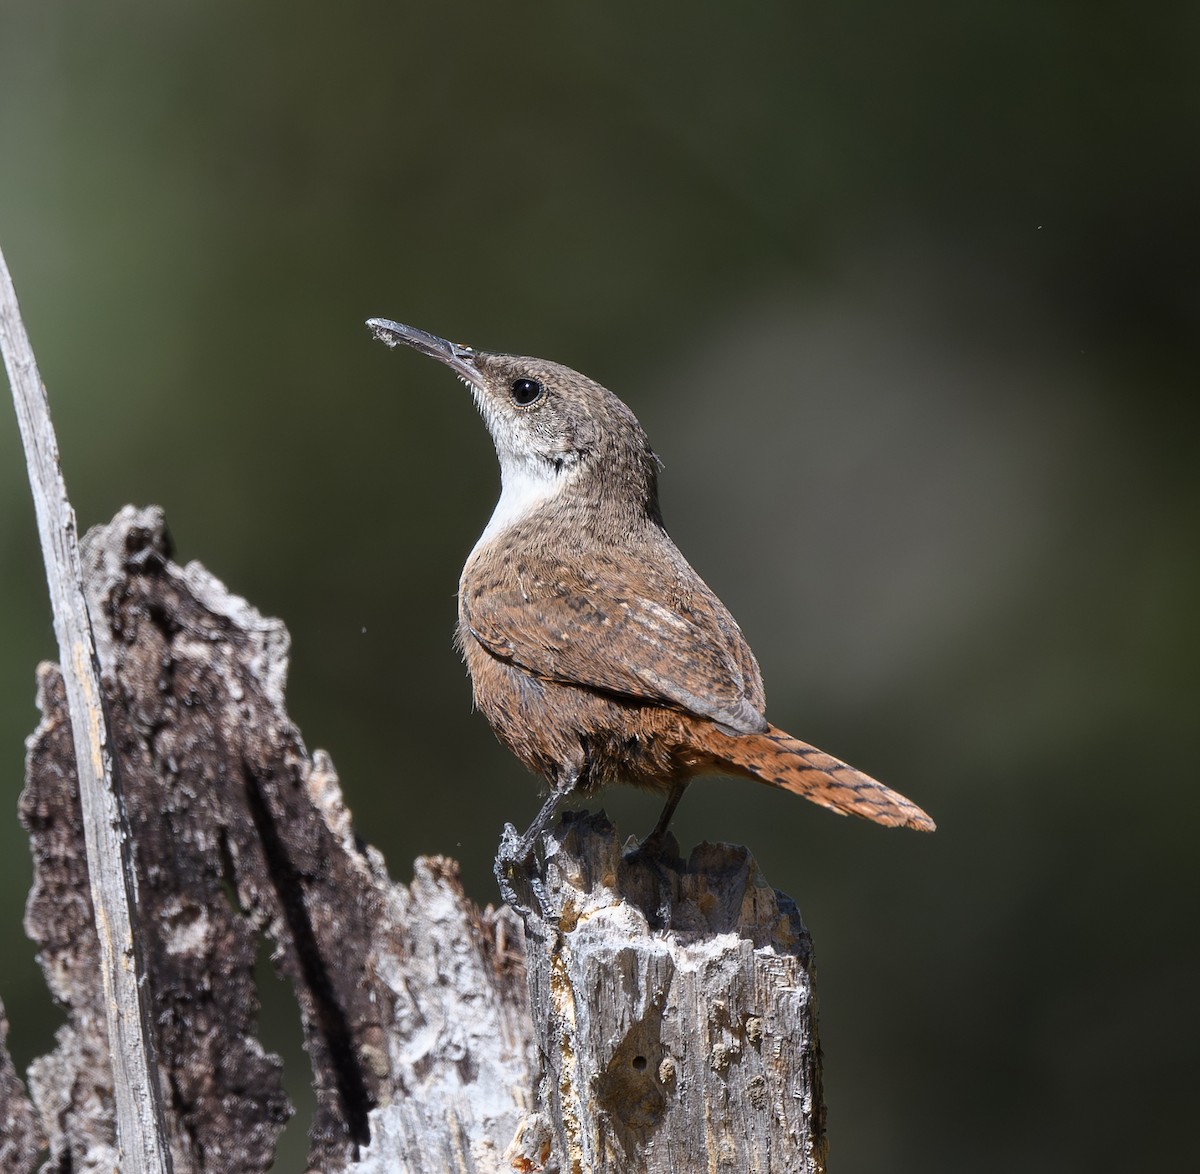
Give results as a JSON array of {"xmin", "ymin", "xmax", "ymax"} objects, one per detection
[{"xmin": 1, "ymin": 2, "xmax": 1196, "ymax": 1170}]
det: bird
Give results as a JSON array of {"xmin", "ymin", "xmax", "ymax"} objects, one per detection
[{"xmin": 367, "ymin": 319, "xmax": 935, "ymax": 874}]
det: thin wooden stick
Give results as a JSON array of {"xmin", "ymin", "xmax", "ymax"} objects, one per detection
[{"xmin": 0, "ymin": 247, "xmax": 173, "ymax": 1174}]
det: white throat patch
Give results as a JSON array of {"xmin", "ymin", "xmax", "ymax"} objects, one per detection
[{"xmin": 468, "ymin": 457, "xmax": 570, "ymax": 562}]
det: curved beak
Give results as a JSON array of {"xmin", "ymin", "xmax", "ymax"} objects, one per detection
[{"xmin": 366, "ymin": 318, "xmax": 483, "ymax": 385}]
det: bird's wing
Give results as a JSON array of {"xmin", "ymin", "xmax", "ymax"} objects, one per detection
[{"xmin": 460, "ymin": 555, "xmax": 768, "ymax": 734}]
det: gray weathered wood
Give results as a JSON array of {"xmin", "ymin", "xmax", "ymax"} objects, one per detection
[
  {"xmin": 510, "ymin": 813, "xmax": 827, "ymax": 1173},
  {"xmin": 0, "ymin": 247, "xmax": 173, "ymax": 1173}
]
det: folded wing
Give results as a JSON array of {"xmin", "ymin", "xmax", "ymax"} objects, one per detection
[{"xmin": 461, "ymin": 556, "xmax": 767, "ymax": 734}]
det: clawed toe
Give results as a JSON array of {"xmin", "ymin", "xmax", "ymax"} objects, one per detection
[
  {"xmin": 494, "ymin": 823, "xmax": 558, "ymax": 919},
  {"xmin": 496, "ymin": 822, "xmax": 531, "ymax": 867},
  {"xmin": 493, "ymin": 833, "xmax": 532, "ymax": 912}
]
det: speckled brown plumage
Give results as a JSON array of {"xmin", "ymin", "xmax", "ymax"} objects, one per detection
[{"xmin": 369, "ymin": 319, "xmax": 935, "ymax": 838}]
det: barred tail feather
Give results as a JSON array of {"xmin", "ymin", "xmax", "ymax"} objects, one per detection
[{"xmin": 703, "ymin": 723, "xmax": 936, "ymax": 832}]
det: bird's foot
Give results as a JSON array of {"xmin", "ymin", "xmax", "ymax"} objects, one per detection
[
  {"xmin": 493, "ymin": 822, "xmax": 556, "ymax": 921},
  {"xmin": 493, "ymin": 822, "xmax": 533, "ymax": 911},
  {"xmin": 494, "ymin": 786, "xmax": 574, "ymax": 919}
]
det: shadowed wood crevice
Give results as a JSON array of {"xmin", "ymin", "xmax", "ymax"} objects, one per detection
[{"xmin": 239, "ymin": 758, "xmax": 374, "ymax": 1148}]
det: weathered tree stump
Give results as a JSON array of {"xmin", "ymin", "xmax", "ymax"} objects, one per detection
[
  {"xmin": 0, "ymin": 507, "xmax": 825, "ymax": 1172},
  {"xmin": 510, "ymin": 812, "xmax": 826, "ymax": 1173}
]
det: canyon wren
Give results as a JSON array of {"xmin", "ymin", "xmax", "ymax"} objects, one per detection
[{"xmin": 368, "ymin": 319, "xmax": 935, "ymax": 864}]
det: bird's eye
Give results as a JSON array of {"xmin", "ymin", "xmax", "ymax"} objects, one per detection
[{"xmin": 510, "ymin": 378, "xmax": 544, "ymax": 406}]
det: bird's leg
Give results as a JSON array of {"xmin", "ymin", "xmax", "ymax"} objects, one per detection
[
  {"xmin": 635, "ymin": 779, "xmax": 689, "ymax": 859},
  {"xmin": 494, "ymin": 772, "xmax": 578, "ymax": 914},
  {"xmin": 503, "ymin": 787, "xmax": 569, "ymax": 865}
]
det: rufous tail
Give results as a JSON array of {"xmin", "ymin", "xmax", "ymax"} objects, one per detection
[{"xmin": 702, "ymin": 723, "xmax": 936, "ymax": 832}]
